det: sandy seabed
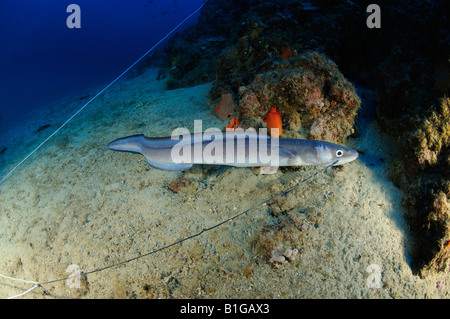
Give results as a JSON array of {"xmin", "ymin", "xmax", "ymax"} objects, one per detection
[{"xmin": 0, "ymin": 68, "xmax": 448, "ymax": 299}]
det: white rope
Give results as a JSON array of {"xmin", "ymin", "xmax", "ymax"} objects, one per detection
[
  {"xmin": 7, "ymin": 285, "xmax": 40, "ymax": 299},
  {"xmin": 0, "ymin": 273, "xmax": 38, "ymax": 285},
  {"xmin": 0, "ymin": 0, "xmax": 209, "ymax": 187},
  {"xmin": 0, "ymin": 274, "xmax": 40, "ymax": 299}
]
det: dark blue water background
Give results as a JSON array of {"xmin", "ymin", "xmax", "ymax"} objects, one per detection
[{"xmin": 0, "ymin": 0, "xmax": 203, "ymax": 131}]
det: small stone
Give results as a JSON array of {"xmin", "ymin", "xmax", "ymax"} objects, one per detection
[
  {"xmin": 269, "ymin": 249, "xmax": 287, "ymax": 264},
  {"xmin": 283, "ymin": 248, "xmax": 298, "ymax": 261}
]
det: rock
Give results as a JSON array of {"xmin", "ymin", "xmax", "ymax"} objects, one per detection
[
  {"xmin": 168, "ymin": 176, "xmax": 197, "ymax": 195},
  {"xmin": 253, "ymin": 207, "xmax": 321, "ymax": 265},
  {"xmin": 214, "ymin": 93, "xmax": 235, "ymax": 120},
  {"xmin": 402, "ymin": 97, "xmax": 450, "ymax": 276},
  {"xmin": 237, "ymin": 52, "xmax": 360, "ymax": 143}
]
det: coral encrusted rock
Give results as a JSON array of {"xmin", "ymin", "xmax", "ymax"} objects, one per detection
[{"xmin": 237, "ymin": 51, "xmax": 360, "ymax": 143}]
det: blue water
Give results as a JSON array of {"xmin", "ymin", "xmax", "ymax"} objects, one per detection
[{"xmin": 0, "ymin": 0, "xmax": 204, "ymax": 129}]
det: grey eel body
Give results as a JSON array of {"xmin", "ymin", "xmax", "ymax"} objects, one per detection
[{"xmin": 108, "ymin": 131, "xmax": 358, "ymax": 171}]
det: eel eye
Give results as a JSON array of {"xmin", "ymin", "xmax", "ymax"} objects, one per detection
[{"xmin": 336, "ymin": 150, "xmax": 343, "ymax": 157}]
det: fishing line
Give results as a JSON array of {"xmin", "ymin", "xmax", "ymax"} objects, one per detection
[
  {"xmin": 1, "ymin": 160, "xmax": 337, "ymax": 298},
  {"xmin": 0, "ymin": 0, "xmax": 209, "ymax": 186}
]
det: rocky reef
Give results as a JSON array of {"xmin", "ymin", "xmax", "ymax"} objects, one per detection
[
  {"xmin": 235, "ymin": 51, "xmax": 360, "ymax": 143},
  {"xmin": 392, "ymin": 96, "xmax": 450, "ymax": 277},
  {"xmin": 141, "ymin": 0, "xmax": 450, "ymax": 277},
  {"xmin": 368, "ymin": 2, "xmax": 449, "ymax": 276}
]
